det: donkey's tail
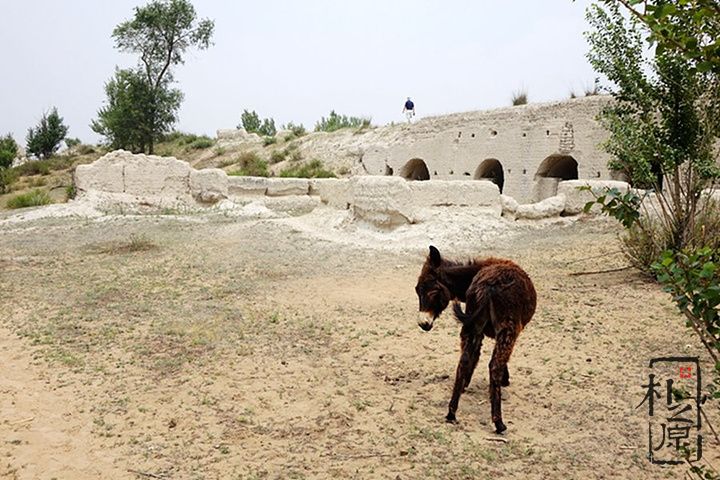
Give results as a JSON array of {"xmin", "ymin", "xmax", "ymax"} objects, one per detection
[
  {"xmin": 452, "ymin": 285, "xmax": 494, "ymax": 328},
  {"xmin": 452, "ymin": 302, "xmax": 474, "ymax": 325}
]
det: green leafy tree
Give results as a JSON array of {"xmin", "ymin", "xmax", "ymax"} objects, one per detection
[
  {"xmin": 599, "ymin": 0, "xmax": 720, "ymax": 73},
  {"xmin": 584, "ymin": 6, "xmax": 720, "ymax": 470},
  {"xmin": 94, "ymin": 0, "xmax": 214, "ymax": 153},
  {"xmin": 239, "ymin": 110, "xmax": 261, "ymax": 133},
  {"xmin": 0, "ymin": 134, "xmax": 19, "ymax": 169},
  {"xmin": 26, "ymin": 108, "xmax": 69, "ymax": 159},
  {"xmin": 0, "ymin": 134, "xmax": 19, "ymax": 193},
  {"xmin": 239, "ymin": 110, "xmax": 276, "ymax": 136},
  {"xmin": 585, "ymin": 3, "xmax": 719, "ymax": 251},
  {"xmin": 92, "ymin": 68, "xmax": 182, "ymax": 153},
  {"xmin": 259, "ymin": 118, "xmax": 276, "ymax": 137}
]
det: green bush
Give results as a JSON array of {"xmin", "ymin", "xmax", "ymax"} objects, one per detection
[
  {"xmin": 228, "ymin": 152, "xmax": 269, "ymax": 177},
  {"xmin": 263, "ymin": 136, "xmax": 277, "ymax": 146},
  {"xmin": 0, "ymin": 167, "xmax": 18, "ymax": 193},
  {"xmin": 282, "ymin": 122, "xmax": 306, "ymax": 138},
  {"xmin": 6, "ymin": 189, "xmax": 52, "ymax": 209},
  {"xmin": 279, "ymin": 159, "xmax": 335, "ymax": 178},
  {"xmin": 66, "ymin": 185, "xmax": 77, "ymax": 200},
  {"xmin": 314, "ymin": 111, "xmax": 370, "ymax": 132},
  {"xmin": 0, "ymin": 134, "xmax": 19, "ymax": 168}
]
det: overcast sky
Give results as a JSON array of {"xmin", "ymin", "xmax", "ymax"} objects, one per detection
[{"xmin": 1, "ymin": 0, "xmax": 599, "ymax": 145}]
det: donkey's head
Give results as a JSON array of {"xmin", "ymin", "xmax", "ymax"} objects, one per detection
[{"xmin": 415, "ymin": 246, "xmax": 452, "ymax": 332}]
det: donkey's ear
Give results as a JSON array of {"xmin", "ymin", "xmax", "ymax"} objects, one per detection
[{"xmin": 428, "ymin": 245, "xmax": 442, "ymax": 267}]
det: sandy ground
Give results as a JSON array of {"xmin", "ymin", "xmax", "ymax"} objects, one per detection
[{"xmin": 0, "ymin": 206, "xmax": 718, "ymax": 479}]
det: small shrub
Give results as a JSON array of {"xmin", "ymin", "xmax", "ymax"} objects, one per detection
[
  {"xmin": 314, "ymin": 111, "xmax": 371, "ymax": 132},
  {"xmin": 214, "ymin": 146, "xmax": 226, "ymax": 156},
  {"xmin": 269, "ymin": 149, "xmax": 287, "ymax": 164},
  {"xmin": 6, "ymin": 189, "xmax": 52, "ymax": 209},
  {"xmin": 14, "ymin": 160, "xmax": 50, "ymax": 176},
  {"xmin": 217, "ymin": 157, "xmax": 235, "ymax": 168},
  {"xmin": 289, "ymin": 148, "xmax": 302, "ymax": 162},
  {"xmin": 66, "ymin": 184, "xmax": 77, "ymax": 200},
  {"xmin": 274, "ymin": 143, "xmax": 302, "ymax": 163},
  {"xmin": 78, "ymin": 144, "xmax": 96, "ymax": 155},
  {"xmin": 228, "ymin": 152, "xmax": 269, "ymax": 177},
  {"xmin": 279, "ymin": 159, "xmax": 335, "ymax": 178},
  {"xmin": 65, "ymin": 137, "xmax": 81, "ymax": 149},
  {"xmin": 282, "ymin": 122, "xmax": 307, "ymax": 138},
  {"xmin": 511, "ymin": 90, "xmax": 528, "ymax": 106},
  {"xmin": 263, "ymin": 136, "xmax": 277, "ymax": 146},
  {"xmin": 188, "ymin": 136, "xmax": 214, "ymax": 149}
]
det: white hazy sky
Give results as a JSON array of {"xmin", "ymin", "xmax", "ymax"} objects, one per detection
[{"xmin": 1, "ymin": 0, "xmax": 599, "ymax": 145}]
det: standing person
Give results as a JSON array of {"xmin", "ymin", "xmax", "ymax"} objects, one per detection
[{"xmin": 403, "ymin": 97, "xmax": 415, "ymax": 123}]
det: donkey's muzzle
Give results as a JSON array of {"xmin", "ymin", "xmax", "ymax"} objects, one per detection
[
  {"xmin": 417, "ymin": 312, "xmax": 434, "ymax": 331},
  {"xmin": 418, "ymin": 321, "xmax": 433, "ymax": 331}
]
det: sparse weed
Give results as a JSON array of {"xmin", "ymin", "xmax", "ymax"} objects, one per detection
[{"xmin": 512, "ymin": 89, "xmax": 528, "ymax": 106}]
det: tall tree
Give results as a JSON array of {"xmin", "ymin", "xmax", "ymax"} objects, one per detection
[{"xmin": 93, "ymin": 0, "xmax": 214, "ymax": 153}]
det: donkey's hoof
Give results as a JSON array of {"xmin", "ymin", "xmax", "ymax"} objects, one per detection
[
  {"xmin": 445, "ymin": 413, "xmax": 457, "ymax": 423},
  {"xmin": 494, "ymin": 420, "xmax": 507, "ymax": 434}
]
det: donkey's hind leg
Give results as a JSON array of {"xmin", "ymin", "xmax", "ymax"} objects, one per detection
[
  {"xmin": 488, "ymin": 327, "xmax": 519, "ymax": 433},
  {"xmin": 446, "ymin": 323, "xmax": 479, "ymax": 423},
  {"xmin": 462, "ymin": 309, "xmax": 488, "ymax": 391},
  {"xmin": 501, "ymin": 365, "xmax": 510, "ymax": 387},
  {"xmin": 463, "ymin": 333, "xmax": 483, "ymax": 392}
]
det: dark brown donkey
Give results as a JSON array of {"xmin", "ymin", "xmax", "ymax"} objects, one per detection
[{"xmin": 415, "ymin": 246, "xmax": 536, "ymax": 433}]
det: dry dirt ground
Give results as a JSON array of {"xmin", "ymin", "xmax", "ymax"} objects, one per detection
[{"xmin": 0, "ymin": 208, "xmax": 718, "ymax": 479}]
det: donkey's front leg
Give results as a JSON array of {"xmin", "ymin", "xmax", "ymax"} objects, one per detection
[{"xmin": 446, "ymin": 324, "xmax": 478, "ymax": 422}]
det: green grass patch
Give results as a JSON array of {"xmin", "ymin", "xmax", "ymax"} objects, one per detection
[
  {"xmin": 228, "ymin": 152, "xmax": 269, "ymax": 177},
  {"xmin": 13, "ymin": 160, "xmax": 50, "ymax": 176},
  {"xmin": 6, "ymin": 189, "xmax": 53, "ymax": 209},
  {"xmin": 278, "ymin": 159, "xmax": 335, "ymax": 178}
]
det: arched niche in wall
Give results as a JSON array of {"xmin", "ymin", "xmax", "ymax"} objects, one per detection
[
  {"xmin": 531, "ymin": 154, "xmax": 579, "ymax": 202},
  {"xmin": 534, "ymin": 154, "xmax": 579, "ymax": 180},
  {"xmin": 400, "ymin": 158, "xmax": 430, "ymax": 181},
  {"xmin": 474, "ymin": 158, "xmax": 504, "ymax": 193}
]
